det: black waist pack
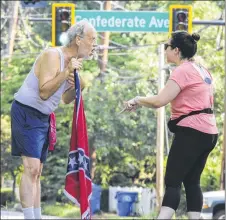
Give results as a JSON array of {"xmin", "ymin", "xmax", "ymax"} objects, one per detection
[{"xmin": 167, "ymin": 108, "xmax": 213, "ymax": 133}]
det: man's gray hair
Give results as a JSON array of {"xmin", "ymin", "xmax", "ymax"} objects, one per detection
[{"xmin": 63, "ymin": 20, "xmax": 95, "ymax": 47}]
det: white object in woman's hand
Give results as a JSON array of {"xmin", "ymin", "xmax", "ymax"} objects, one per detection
[{"xmin": 124, "ymin": 99, "xmax": 138, "ymax": 112}]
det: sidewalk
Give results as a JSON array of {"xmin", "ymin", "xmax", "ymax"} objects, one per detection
[{"xmin": 1, "ymin": 210, "xmax": 66, "ymax": 219}]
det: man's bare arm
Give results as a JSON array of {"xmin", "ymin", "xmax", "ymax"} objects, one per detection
[
  {"xmin": 62, "ymin": 86, "xmax": 76, "ymax": 104},
  {"xmin": 37, "ymin": 50, "xmax": 68, "ymax": 100}
]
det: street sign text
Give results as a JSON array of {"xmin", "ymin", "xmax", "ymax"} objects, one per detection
[{"xmin": 76, "ymin": 10, "xmax": 169, "ymax": 32}]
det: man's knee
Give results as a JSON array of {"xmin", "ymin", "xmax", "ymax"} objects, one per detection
[
  {"xmin": 25, "ymin": 166, "xmax": 40, "ymax": 179},
  {"xmin": 22, "ymin": 156, "xmax": 41, "ymax": 181}
]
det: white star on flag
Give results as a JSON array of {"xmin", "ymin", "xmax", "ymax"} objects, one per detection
[
  {"xmin": 69, "ymin": 157, "xmax": 77, "ymax": 168},
  {"xmin": 83, "ymin": 159, "xmax": 88, "ymax": 170},
  {"xmin": 78, "ymin": 153, "xmax": 84, "ymax": 164}
]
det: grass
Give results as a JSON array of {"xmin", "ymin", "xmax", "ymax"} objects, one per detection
[
  {"xmin": 1, "ymin": 188, "xmax": 12, "ymax": 193},
  {"xmin": 42, "ymin": 202, "xmax": 80, "ymax": 218},
  {"xmin": 42, "ymin": 202, "xmax": 189, "ymax": 219},
  {"xmin": 41, "ymin": 202, "xmax": 156, "ymax": 219}
]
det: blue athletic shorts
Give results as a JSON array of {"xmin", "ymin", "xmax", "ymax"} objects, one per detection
[{"xmin": 11, "ymin": 100, "xmax": 50, "ymax": 163}]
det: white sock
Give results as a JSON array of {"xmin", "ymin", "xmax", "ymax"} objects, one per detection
[
  {"xmin": 187, "ymin": 211, "xmax": 200, "ymax": 219},
  {"xmin": 157, "ymin": 206, "xmax": 175, "ymax": 219},
  {"xmin": 22, "ymin": 206, "xmax": 34, "ymax": 219},
  {"xmin": 34, "ymin": 207, "xmax": 42, "ymax": 219}
]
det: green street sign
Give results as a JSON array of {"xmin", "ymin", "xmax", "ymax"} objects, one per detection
[{"xmin": 76, "ymin": 10, "xmax": 169, "ymax": 32}]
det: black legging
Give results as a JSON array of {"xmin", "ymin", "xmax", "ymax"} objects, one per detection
[{"xmin": 162, "ymin": 126, "xmax": 218, "ymax": 212}]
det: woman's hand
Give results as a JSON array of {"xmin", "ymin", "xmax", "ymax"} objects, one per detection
[{"xmin": 123, "ymin": 97, "xmax": 141, "ymax": 112}]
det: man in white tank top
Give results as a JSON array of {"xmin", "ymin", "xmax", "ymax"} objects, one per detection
[{"xmin": 11, "ymin": 20, "xmax": 97, "ymax": 219}]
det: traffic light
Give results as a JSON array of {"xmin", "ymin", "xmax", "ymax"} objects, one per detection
[
  {"xmin": 169, "ymin": 5, "xmax": 192, "ymax": 34},
  {"xmin": 52, "ymin": 3, "xmax": 75, "ymax": 47}
]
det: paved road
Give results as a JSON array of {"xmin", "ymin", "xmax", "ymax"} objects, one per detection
[{"xmin": 1, "ymin": 210, "xmax": 66, "ymax": 219}]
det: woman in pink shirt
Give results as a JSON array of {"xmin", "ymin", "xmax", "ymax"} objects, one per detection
[{"xmin": 124, "ymin": 31, "xmax": 218, "ymax": 219}]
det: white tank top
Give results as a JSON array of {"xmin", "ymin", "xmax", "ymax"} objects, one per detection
[{"xmin": 14, "ymin": 47, "xmax": 70, "ymax": 115}]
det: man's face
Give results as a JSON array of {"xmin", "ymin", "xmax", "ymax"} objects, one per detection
[{"xmin": 77, "ymin": 28, "xmax": 97, "ymax": 60}]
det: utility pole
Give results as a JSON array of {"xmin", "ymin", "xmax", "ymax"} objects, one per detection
[
  {"xmin": 98, "ymin": 1, "xmax": 111, "ymax": 74},
  {"xmin": 8, "ymin": 1, "xmax": 20, "ymax": 61},
  {"xmin": 156, "ymin": 43, "xmax": 165, "ymax": 210}
]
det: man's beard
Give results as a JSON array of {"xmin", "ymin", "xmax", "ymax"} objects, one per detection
[{"xmin": 83, "ymin": 51, "xmax": 98, "ymax": 60}]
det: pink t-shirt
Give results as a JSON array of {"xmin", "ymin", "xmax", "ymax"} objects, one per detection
[{"xmin": 169, "ymin": 61, "xmax": 218, "ymax": 134}]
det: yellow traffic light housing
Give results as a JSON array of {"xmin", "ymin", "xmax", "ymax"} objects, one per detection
[
  {"xmin": 169, "ymin": 5, "xmax": 192, "ymax": 34},
  {"xmin": 52, "ymin": 3, "xmax": 75, "ymax": 47}
]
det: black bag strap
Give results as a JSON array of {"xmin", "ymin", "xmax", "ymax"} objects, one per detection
[{"xmin": 171, "ymin": 108, "xmax": 213, "ymax": 125}]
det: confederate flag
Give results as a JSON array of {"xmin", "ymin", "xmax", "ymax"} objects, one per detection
[{"xmin": 64, "ymin": 71, "xmax": 92, "ymax": 219}]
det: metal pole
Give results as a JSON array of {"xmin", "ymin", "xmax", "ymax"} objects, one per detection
[
  {"xmin": 192, "ymin": 20, "xmax": 225, "ymax": 26},
  {"xmin": 156, "ymin": 43, "xmax": 165, "ymax": 210},
  {"xmin": 28, "ymin": 18, "xmax": 51, "ymax": 21}
]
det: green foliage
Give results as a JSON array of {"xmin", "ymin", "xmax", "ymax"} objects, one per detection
[
  {"xmin": 1, "ymin": 115, "xmax": 22, "ymax": 177},
  {"xmin": 201, "ymin": 146, "xmax": 222, "ymax": 192},
  {"xmin": 1, "ymin": 57, "xmax": 35, "ymax": 114}
]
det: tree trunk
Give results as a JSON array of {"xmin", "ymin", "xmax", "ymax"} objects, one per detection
[{"xmin": 11, "ymin": 171, "xmax": 17, "ymax": 202}]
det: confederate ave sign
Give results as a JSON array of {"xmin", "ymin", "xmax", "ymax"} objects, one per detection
[{"xmin": 76, "ymin": 10, "xmax": 169, "ymax": 32}]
